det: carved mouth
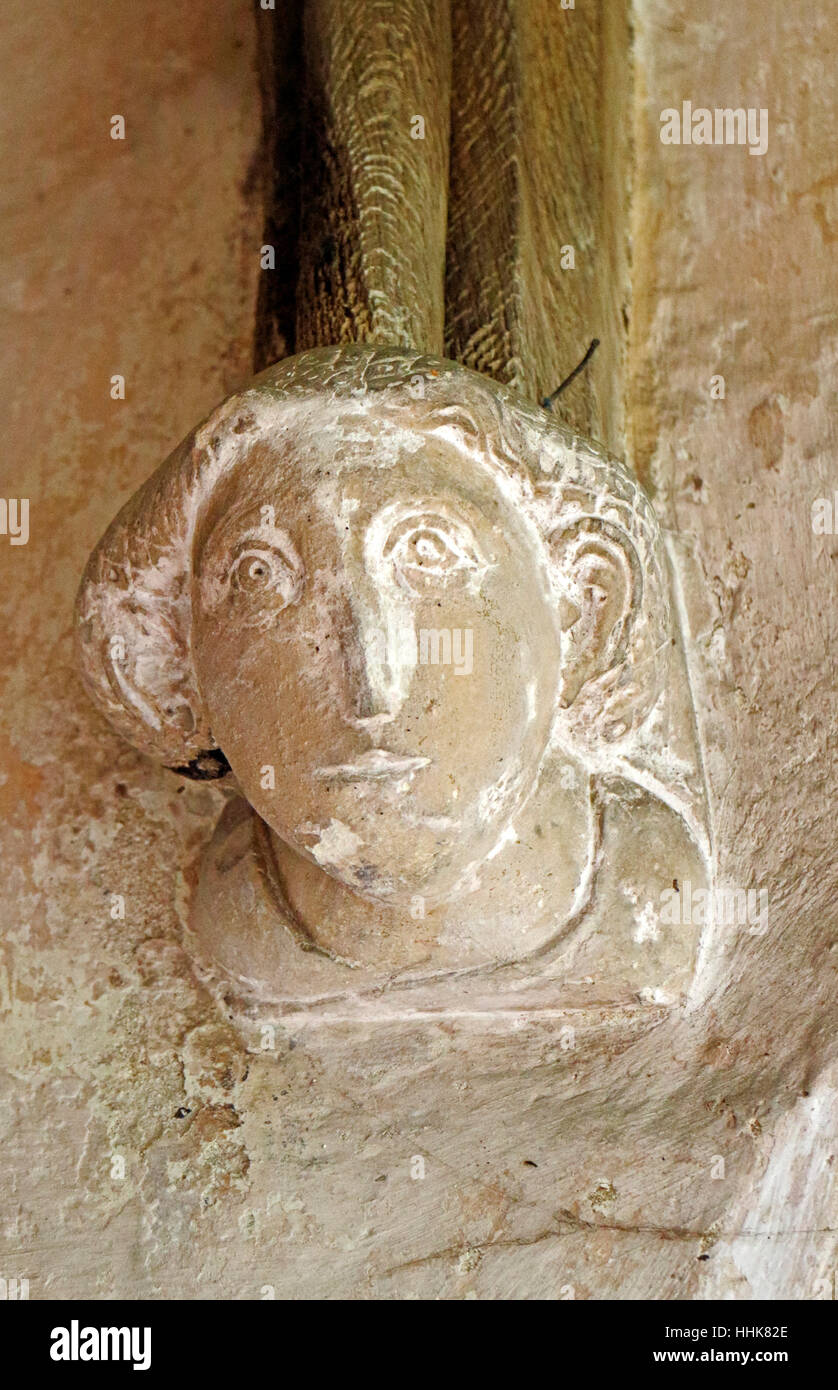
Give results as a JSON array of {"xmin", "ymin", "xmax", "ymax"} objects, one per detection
[{"xmin": 314, "ymin": 749, "xmax": 431, "ymax": 782}]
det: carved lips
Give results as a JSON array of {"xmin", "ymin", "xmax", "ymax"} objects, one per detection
[{"xmin": 314, "ymin": 749, "xmax": 431, "ymax": 782}]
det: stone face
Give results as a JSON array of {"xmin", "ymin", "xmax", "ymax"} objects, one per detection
[
  {"xmin": 1, "ymin": 0, "xmax": 836, "ymax": 1304},
  {"xmin": 76, "ymin": 347, "xmax": 710, "ymax": 1011}
]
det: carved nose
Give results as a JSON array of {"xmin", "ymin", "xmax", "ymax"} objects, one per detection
[
  {"xmin": 334, "ymin": 589, "xmax": 400, "ymax": 730},
  {"xmin": 345, "ymin": 637, "xmax": 398, "ymax": 730}
]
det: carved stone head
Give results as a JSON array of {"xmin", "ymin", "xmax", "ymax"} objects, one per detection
[{"xmin": 77, "ymin": 347, "xmax": 710, "ymax": 1008}]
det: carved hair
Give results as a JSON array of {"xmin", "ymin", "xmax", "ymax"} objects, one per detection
[{"xmin": 76, "ymin": 346, "xmax": 670, "ymax": 776}]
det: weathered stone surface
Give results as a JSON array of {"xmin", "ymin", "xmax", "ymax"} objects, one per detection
[
  {"xmin": 628, "ymin": 0, "xmax": 838, "ymax": 1298},
  {"xmin": 0, "ymin": 0, "xmax": 262, "ymax": 1298}
]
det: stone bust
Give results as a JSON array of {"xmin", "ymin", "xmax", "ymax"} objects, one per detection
[{"xmin": 76, "ymin": 346, "xmax": 710, "ymax": 1021}]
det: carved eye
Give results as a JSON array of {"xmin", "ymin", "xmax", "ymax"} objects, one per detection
[
  {"xmin": 229, "ymin": 545, "xmax": 302, "ymax": 611},
  {"xmin": 385, "ymin": 515, "xmax": 482, "ymax": 593}
]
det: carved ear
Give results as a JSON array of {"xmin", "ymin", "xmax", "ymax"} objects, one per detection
[
  {"xmin": 551, "ymin": 515, "xmax": 642, "ymax": 708},
  {"xmin": 74, "ymin": 432, "xmax": 214, "ymax": 771},
  {"xmin": 548, "ymin": 504, "xmax": 669, "ymax": 747},
  {"xmin": 74, "ymin": 384, "xmax": 274, "ymax": 774}
]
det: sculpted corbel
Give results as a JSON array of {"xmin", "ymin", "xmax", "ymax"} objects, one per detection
[{"xmin": 76, "ymin": 346, "xmax": 711, "ymax": 1022}]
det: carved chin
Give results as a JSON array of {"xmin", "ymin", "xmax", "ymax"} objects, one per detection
[
  {"xmin": 284, "ymin": 808, "xmax": 471, "ymax": 904},
  {"xmin": 292, "ymin": 830, "xmax": 424, "ymax": 902}
]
